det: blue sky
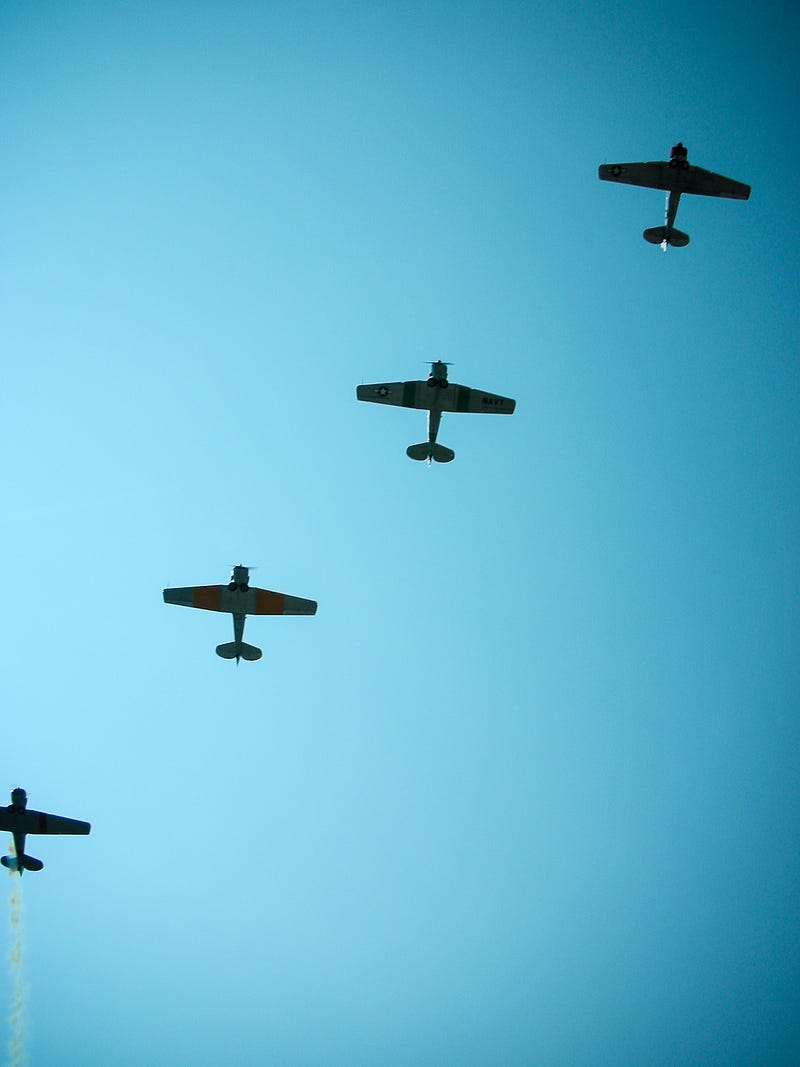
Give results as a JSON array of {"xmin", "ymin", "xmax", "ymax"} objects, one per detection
[{"xmin": 1, "ymin": 2, "xmax": 798, "ymax": 1064}]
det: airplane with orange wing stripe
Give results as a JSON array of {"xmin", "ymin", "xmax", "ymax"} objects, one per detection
[{"xmin": 163, "ymin": 565, "xmax": 317, "ymax": 663}]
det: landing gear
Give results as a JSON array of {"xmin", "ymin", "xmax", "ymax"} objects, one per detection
[
  {"xmin": 228, "ymin": 581, "xmax": 237, "ymax": 591},
  {"xmin": 427, "ymin": 377, "xmax": 436, "ymax": 387},
  {"xmin": 240, "ymin": 583, "xmax": 249, "ymax": 592},
  {"xmin": 438, "ymin": 378, "xmax": 448, "ymax": 388}
]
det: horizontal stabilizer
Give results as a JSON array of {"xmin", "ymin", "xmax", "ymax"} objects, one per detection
[
  {"xmin": 2, "ymin": 855, "xmax": 43, "ymax": 872},
  {"xmin": 431, "ymin": 443, "xmax": 455, "ymax": 463},
  {"xmin": 215, "ymin": 642, "xmax": 262, "ymax": 661},
  {"xmin": 643, "ymin": 226, "xmax": 690, "ymax": 248},
  {"xmin": 406, "ymin": 443, "xmax": 429, "ymax": 461},
  {"xmin": 406, "ymin": 442, "xmax": 455, "ymax": 463}
]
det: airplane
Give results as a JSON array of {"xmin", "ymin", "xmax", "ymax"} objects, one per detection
[
  {"xmin": 356, "ymin": 360, "xmax": 516, "ymax": 463},
  {"xmin": 163, "ymin": 564, "xmax": 317, "ymax": 663},
  {"xmin": 598, "ymin": 142, "xmax": 750, "ymax": 249},
  {"xmin": 0, "ymin": 788, "xmax": 90, "ymax": 875}
]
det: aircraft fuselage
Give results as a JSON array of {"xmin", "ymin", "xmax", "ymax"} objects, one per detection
[
  {"xmin": 425, "ymin": 362, "xmax": 450, "ymax": 448},
  {"xmin": 9, "ymin": 831, "xmax": 27, "ymax": 873}
]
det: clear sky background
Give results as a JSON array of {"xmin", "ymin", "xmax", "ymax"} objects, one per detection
[{"xmin": 1, "ymin": 2, "xmax": 798, "ymax": 1064}]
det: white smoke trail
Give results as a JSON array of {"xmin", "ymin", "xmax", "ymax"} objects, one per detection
[{"xmin": 7, "ymin": 840, "xmax": 28, "ymax": 1067}]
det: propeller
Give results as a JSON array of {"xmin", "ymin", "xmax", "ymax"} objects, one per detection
[{"xmin": 228, "ymin": 563, "xmax": 256, "ymax": 589}]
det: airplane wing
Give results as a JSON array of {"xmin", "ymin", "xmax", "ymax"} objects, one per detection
[
  {"xmin": 599, "ymin": 161, "xmax": 672, "ymax": 189},
  {"xmin": 163, "ymin": 585, "xmax": 317, "ymax": 616},
  {"xmin": 675, "ymin": 165, "xmax": 751, "ymax": 200},
  {"xmin": 440, "ymin": 384, "xmax": 516, "ymax": 414},
  {"xmin": 599, "ymin": 162, "xmax": 750, "ymax": 200},
  {"xmin": 357, "ymin": 382, "xmax": 515, "ymax": 414},
  {"xmin": 357, "ymin": 381, "xmax": 434, "ymax": 410},
  {"xmin": 164, "ymin": 585, "xmax": 229, "ymax": 611},
  {"xmin": 250, "ymin": 588, "xmax": 317, "ymax": 616},
  {"xmin": 0, "ymin": 809, "xmax": 90, "ymax": 835}
]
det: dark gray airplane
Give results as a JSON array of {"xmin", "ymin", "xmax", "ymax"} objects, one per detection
[
  {"xmin": 599, "ymin": 142, "xmax": 751, "ymax": 249},
  {"xmin": 0, "ymin": 788, "xmax": 91, "ymax": 874},
  {"xmin": 357, "ymin": 360, "xmax": 516, "ymax": 463}
]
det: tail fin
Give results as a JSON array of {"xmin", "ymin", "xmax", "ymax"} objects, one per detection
[
  {"xmin": 2, "ymin": 855, "xmax": 43, "ymax": 873},
  {"xmin": 216, "ymin": 641, "xmax": 262, "ymax": 661},
  {"xmin": 406, "ymin": 442, "xmax": 455, "ymax": 463},
  {"xmin": 643, "ymin": 226, "xmax": 690, "ymax": 249}
]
